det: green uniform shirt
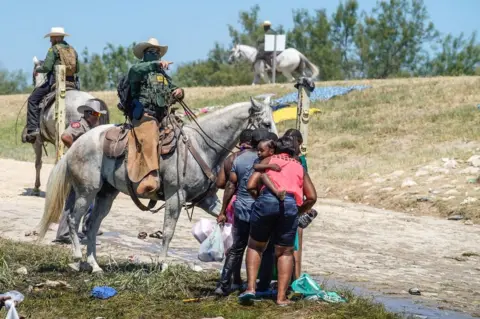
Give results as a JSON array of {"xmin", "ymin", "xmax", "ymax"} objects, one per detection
[
  {"xmin": 36, "ymin": 41, "xmax": 79, "ymax": 75},
  {"xmin": 128, "ymin": 61, "xmax": 180, "ymax": 111}
]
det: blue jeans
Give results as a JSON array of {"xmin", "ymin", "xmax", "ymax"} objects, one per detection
[{"xmin": 249, "ymin": 190, "xmax": 299, "ymax": 247}]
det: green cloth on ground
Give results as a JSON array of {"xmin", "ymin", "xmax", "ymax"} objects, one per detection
[{"xmin": 291, "ymin": 273, "xmax": 347, "ymax": 303}]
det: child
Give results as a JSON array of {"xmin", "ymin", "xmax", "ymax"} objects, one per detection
[{"xmin": 252, "ymin": 139, "xmax": 287, "ymax": 200}]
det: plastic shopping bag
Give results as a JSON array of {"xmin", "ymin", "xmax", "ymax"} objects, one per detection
[
  {"xmin": 192, "ymin": 219, "xmax": 233, "ymax": 254},
  {"xmin": 198, "ymin": 224, "xmax": 225, "ymax": 262},
  {"xmin": 192, "ymin": 218, "xmax": 215, "ymax": 244}
]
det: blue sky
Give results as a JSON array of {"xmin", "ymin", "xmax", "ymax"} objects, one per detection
[{"xmin": 0, "ymin": 0, "xmax": 478, "ymax": 78}]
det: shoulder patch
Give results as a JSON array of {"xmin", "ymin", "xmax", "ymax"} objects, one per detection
[{"xmin": 70, "ymin": 121, "xmax": 81, "ymax": 128}]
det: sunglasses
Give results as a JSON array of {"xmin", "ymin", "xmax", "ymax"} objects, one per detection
[{"xmin": 85, "ymin": 110, "xmax": 101, "ymax": 117}]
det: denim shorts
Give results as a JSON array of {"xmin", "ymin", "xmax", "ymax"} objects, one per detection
[{"xmin": 249, "ymin": 190, "xmax": 299, "ymax": 247}]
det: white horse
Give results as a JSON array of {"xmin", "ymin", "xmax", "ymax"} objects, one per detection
[
  {"xmin": 37, "ymin": 96, "xmax": 276, "ymax": 273},
  {"xmin": 228, "ymin": 44, "xmax": 320, "ymax": 85},
  {"xmin": 23, "ymin": 56, "xmax": 110, "ymax": 195}
]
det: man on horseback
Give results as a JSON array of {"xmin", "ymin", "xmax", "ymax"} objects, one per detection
[
  {"xmin": 127, "ymin": 37, "xmax": 184, "ymax": 196},
  {"xmin": 254, "ymin": 21, "xmax": 276, "ymax": 71},
  {"xmin": 25, "ymin": 27, "xmax": 79, "ymax": 143}
]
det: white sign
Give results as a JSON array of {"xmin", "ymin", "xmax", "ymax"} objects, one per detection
[{"xmin": 265, "ymin": 34, "xmax": 286, "ymax": 52}]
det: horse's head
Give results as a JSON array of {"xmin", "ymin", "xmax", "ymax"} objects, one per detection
[
  {"xmin": 32, "ymin": 56, "xmax": 47, "ymax": 88},
  {"xmin": 248, "ymin": 95, "xmax": 277, "ymax": 135},
  {"xmin": 228, "ymin": 45, "xmax": 241, "ymax": 64}
]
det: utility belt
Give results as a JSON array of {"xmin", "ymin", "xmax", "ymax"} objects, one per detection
[{"xmin": 47, "ymin": 73, "xmax": 75, "ymax": 86}]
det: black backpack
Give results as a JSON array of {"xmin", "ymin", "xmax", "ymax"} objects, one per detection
[{"xmin": 116, "ymin": 75, "xmax": 132, "ymax": 117}]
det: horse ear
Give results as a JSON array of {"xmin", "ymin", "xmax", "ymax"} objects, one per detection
[{"xmin": 250, "ymin": 96, "xmax": 263, "ymax": 111}]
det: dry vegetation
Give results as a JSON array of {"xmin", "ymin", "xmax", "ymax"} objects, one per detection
[
  {"xmin": 0, "ymin": 239, "xmax": 400, "ymax": 319},
  {"xmin": 1, "ymin": 76, "xmax": 480, "ymax": 223}
]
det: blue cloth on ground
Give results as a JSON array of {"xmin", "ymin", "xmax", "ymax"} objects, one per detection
[
  {"xmin": 91, "ymin": 286, "xmax": 117, "ymax": 299},
  {"xmin": 272, "ymin": 85, "xmax": 371, "ymax": 109}
]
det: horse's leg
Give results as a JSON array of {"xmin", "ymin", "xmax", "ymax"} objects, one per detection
[
  {"xmin": 281, "ymin": 70, "xmax": 296, "ymax": 83},
  {"xmin": 259, "ymin": 62, "xmax": 270, "ymax": 84},
  {"xmin": 252, "ymin": 73, "xmax": 259, "ymax": 86},
  {"xmin": 160, "ymin": 188, "xmax": 186, "ymax": 258},
  {"xmin": 67, "ymin": 190, "xmax": 96, "ymax": 271},
  {"xmin": 33, "ymin": 137, "xmax": 43, "ymax": 195},
  {"xmin": 85, "ymin": 183, "xmax": 119, "ymax": 273}
]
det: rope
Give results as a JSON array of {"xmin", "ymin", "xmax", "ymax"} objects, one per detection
[{"xmin": 14, "ymin": 99, "xmax": 28, "ymax": 145}]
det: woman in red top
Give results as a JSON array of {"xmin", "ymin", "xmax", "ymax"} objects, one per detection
[{"xmin": 241, "ymin": 136, "xmax": 317, "ymax": 306}]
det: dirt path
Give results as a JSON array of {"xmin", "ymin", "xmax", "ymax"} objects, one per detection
[{"xmin": 0, "ymin": 158, "xmax": 479, "ymax": 316}]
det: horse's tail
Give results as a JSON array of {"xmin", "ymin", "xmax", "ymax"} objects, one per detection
[
  {"xmin": 36, "ymin": 155, "xmax": 70, "ymax": 240},
  {"xmin": 298, "ymin": 51, "xmax": 320, "ymax": 80}
]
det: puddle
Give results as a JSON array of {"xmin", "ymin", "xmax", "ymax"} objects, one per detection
[
  {"xmin": 312, "ymin": 275, "xmax": 477, "ymax": 319},
  {"xmin": 164, "ymin": 248, "xmax": 477, "ymax": 319},
  {"xmin": 98, "ymin": 234, "xmax": 477, "ymax": 319}
]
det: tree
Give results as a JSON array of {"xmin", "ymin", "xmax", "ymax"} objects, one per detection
[
  {"xmin": 330, "ymin": 0, "xmax": 359, "ymax": 78},
  {"xmin": 354, "ymin": 0, "xmax": 439, "ymax": 78},
  {"xmin": 288, "ymin": 9, "xmax": 342, "ymax": 80},
  {"xmin": 426, "ymin": 31, "xmax": 480, "ymax": 76},
  {"xmin": 0, "ymin": 66, "xmax": 31, "ymax": 95},
  {"xmin": 227, "ymin": 5, "xmax": 285, "ymax": 47},
  {"xmin": 78, "ymin": 48, "xmax": 108, "ymax": 91},
  {"xmin": 102, "ymin": 43, "xmax": 137, "ymax": 89}
]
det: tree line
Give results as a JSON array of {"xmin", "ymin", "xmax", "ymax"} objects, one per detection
[{"xmin": 1, "ymin": 0, "xmax": 479, "ymax": 94}]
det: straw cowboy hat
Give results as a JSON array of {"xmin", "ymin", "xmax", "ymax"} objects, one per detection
[
  {"xmin": 133, "ymin": 37, "xmax": 168, "ymax": 59},
  {"xmin": 44, "ymin": 27, "xmax": 70, "ymax": 38},
  {"xmin": 263, "ymin": 20, "xmax": 272, "ymax": 26},
  {"xmin": 77, "ymin": 99, "xmax": 107, "ymax": 115}
]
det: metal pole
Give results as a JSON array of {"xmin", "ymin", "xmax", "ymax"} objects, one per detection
[{"xmin": 272, "ymin": 34, "xmax": 277, "ymax": 84}]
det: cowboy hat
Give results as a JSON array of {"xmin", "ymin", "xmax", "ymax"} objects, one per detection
[
  {"xmin": 77, "ymin": 99, "xmax": 107, "ymax": 115},
  {"xmin": 44, "ymin": 27, "xmax": 70, "ymax": 38},
  {"xmin": 133, "ymin": 38, "xmax": 168, "ymax": 59},
  {"xmin": 263, "ymin": 20, "xmax": 272, "ymax": 26}
]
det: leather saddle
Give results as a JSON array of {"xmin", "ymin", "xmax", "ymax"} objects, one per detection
[
  {"xmin": 103, "ymin": 123, "xmax": 177, "ymax": 159},
  {"xmin": 39, "ymin": 82, "xmax": 77, "ymax": 111}
]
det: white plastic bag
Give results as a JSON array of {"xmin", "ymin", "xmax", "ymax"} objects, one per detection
[
  {"xmin": 192, "ymin": 218, "xmax": 215, "ymax": 244},
  {"xmin": 221, "ymin": 223, "xmax": 233, "ymax": 253},
  {"xmin": 0, "ymin": 290, "xmax": 24, "ymax": 319},
  {"xmin": 198, "ymin": 224, "xmax": 225, "ymax": 262},
  {"xmin": 192, "ymin": 219, "xmax": 233, "ymax": 253}
]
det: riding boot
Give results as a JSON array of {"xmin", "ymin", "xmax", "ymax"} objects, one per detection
[{"xmin": 25, "ymin": 82, "xmax": 49, "ymax": 143}]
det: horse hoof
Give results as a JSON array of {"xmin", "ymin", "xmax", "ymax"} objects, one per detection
[
  {"xmin": 68, "ymin": 262, "xmax": 81, "ymax": 272},
  {"xmin": 92, "ymin": 267, "xmax": 104, "ymax": 274},
  {"xmin": 32, "ymin": 188, "xmax": 40, "ymax": 196}
]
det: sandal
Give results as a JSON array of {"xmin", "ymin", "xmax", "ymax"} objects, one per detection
[
  {"xmin": 137, "ymin": 232, "xmax": 147, "ymax": 239},
  {"xmin": 238, "ymin": 291, "xmax": 256, "ymax": 303},
  {"xmin": 149, "ymin": 230, "xmax": 163, "ymax": 239}
]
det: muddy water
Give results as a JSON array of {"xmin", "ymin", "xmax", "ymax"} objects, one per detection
[{"xmin": 137, "ymin": 240, "xmax": 477, "ymax": 319}]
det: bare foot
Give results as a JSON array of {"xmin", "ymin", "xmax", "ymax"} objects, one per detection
[
  {"xmin": 277, "ymin": 190, "xmax": 286, "ymax": 201},
  {"xmin": 276, "ymin": 299, "xmax": 293, "ymax": 306}
]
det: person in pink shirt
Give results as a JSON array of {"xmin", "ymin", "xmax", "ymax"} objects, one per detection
[{"xmin": 242, "ymin": 136, "xmax": 317, "ymax": 306}]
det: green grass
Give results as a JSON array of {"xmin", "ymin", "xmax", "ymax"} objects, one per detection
[{"xmin": 0, "ymin": 239, "xmax": 400, "ymax": 319}]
